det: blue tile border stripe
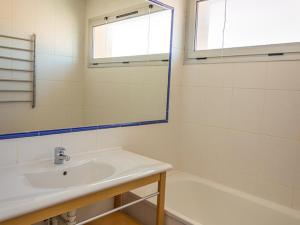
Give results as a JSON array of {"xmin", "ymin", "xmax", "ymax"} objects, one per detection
[{"xmin": 0, "ymin": 120, "xmax": 168, "ymax": 140}]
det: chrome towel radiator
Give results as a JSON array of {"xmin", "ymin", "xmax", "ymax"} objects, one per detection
[{"xmin": 0, "ymin": 34, "xmax": 36, "ymax": 108}]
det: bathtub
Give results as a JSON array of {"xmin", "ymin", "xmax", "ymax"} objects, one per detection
[{"xmin": 128, "ymin": 171, "xmax": 300, "ymax": 225}]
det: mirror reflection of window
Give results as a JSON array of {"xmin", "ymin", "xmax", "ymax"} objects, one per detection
[{"xmin": 92, "ymin": 9, "xmax": 172, "ymax": 59}]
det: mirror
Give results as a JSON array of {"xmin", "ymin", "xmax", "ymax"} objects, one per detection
[{"xmin": 0, "ymin": 0, "xmax": 173, "ymax": 137}]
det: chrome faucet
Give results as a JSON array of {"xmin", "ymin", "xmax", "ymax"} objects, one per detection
[{"xmin": 54, "ymin": 147, "xmax": 70, "ymax": 165}]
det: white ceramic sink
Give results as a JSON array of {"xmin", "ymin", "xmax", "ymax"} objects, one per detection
[
  {"xmin": 0, "ymin": 148, "xmax": 172, "ymax": 222},
  {"xmin": 24, "ymin": 161, "xmax": 115, "ymax": 189}
]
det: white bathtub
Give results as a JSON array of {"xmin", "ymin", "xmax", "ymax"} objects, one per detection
[{"xmin": 130, "ymin": 171, "xmax": 300, "ymax": 225}]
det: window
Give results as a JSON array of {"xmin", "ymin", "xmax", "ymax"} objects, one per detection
[
  {"xmin": 187, "ymin": 0, "xmax": 300, "ymax": 60},
  {"xmin": 89, "ymin": 6, "xmax": 172, "ymax": 65}
]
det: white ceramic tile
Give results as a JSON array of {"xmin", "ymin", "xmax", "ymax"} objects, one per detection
[
  {"xmin": 257, "ymin": 135, "xmax": 298, "ymax": 188},
  {"xmin": 12, "ymin": 0, "xmax": 35, "ymax": 34},
  {"xmin": 266, "ymin": 61, "xmax": 300, "ymax": 90},
  {"xmin": 36, "ymin": 80, "xmax": 68, "ymax": 107},
  {"xmin": 64, "ymin": 105, "xmax": 84, "ymax": 128},
  {"xmin": 180, "ymin": 124, "xmax": 230, "ymax": 181},
  {"xmin": 254, "ymin": 176, "xmax": 293, "ymax": 207},
  {"xmin": 97, "ymin": 128, "xmax": 123, "ymax": 149},
  {"xmin": 6, "ymin": 105, "xmax": 36, "ymax": 133},
  {"xmin": 169, "ymin": 49, "xmax": 185, "ymax": 86},
  {"xmin": 182, "ymin": 64, "xmax": 206, "ymax": 86},
  {"xmin": 215, "ymin": 130, "xmax": 260, "ymax": 193},
  {"xmin": 0, "ymin": 140, "xmax": 17, "ymax": 167},
  {"xmin": 182, "ymin": 64, "xmax": 234, "ymax": 87},
  {"xmin": 198, "ymin": 126, "xmax": 232, "ymax": 181},
  {"xmin": 224, "ymin": 131, "xmax": 260, "ymax": 176},
  {"xmin": 294, "ymin": 148, "xmax": 300, "ymax": 189},
  {"xmin": 17, "ymin": 135, "xmax": 62, "ymax": 162},
  {"xmin": 230, "ymin": 89, "xmax": 264, "ymax": 132},
  {"xmin": 201, "ymin": 87, "xmax": 232, "ymax": 127},
  {"xmin": 35, "ymin": 0, "xmax": 56, "ymax": 54},
  {"xmin": 0, "ymin": 18, "xmax": 12, "ymax": 36},
  {"xmin": 0, "ymin": 0, "xmax": 12, "ymax": 19},
  {"xmin": 180, "ymin": 124, "xmax": 209, "ymax": 175},
  {"xmin": 32, "ymin": 106, "xmax": 69, "ymax": 131},
  {"xmin": 293, "ymin": 189, "xmax": 300, "ymax": 210},
  {"xmin": 262, "ymin": 90, "xmax": 300, "ymax": 139},
  {"xmin": 218, "ymin": 167, "xmax": 258, "ymax": 195},
  {"xmin": 181, "ymin": 86, "xmax": 204, "ymax": 123},
  {"xmin": 36, "ymin": 54, "xmax": 57, "ymax": 80},
  {"xmin": 121, "ymin": 124, "xmax": 179, "ymax": 167},
  {"xmin": 233, "ymin": 62, "xmax": 267, "ymax": 89},
  {"xmin": 61, "ymin": 131, "xmax": 98, "ymax": 154},
  {"xmin": 0, "ymin": 107, "xmax": 13, "ymax": 134},
  {"xmin": 168, "ymin": 86, "xmax": 182, "ymax": 124}
]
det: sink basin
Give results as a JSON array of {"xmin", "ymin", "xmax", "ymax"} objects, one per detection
[{"xmin": 24, "ymin": 161, "xmax": 115, "ymax": 189}]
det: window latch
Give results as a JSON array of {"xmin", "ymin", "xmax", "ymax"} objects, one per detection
[
  {"xmin": 268, "ymin": 53, "xmax": 284, "ymax": 57},
  {"xmin": 196, "ymin": 57, "xmax": 207, "ymax": 60}
]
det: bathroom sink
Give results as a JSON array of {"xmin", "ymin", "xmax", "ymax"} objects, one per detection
[
  {"xmin": 0, "ymin": 149, "xmax": 172, "ymax": 223},
  {"xmin": 24, "ymin": 161, "xmax": 115, "ymax": 189}
]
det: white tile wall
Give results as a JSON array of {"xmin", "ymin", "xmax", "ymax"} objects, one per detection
[
  {"xmin": 61, "ymin": 131, "xmax": 98, "ymax": 154},
  {"xmin": 0, "ymin": 139, "xmax": 17, "ymax": 167},
  {"xmin": 233, "ymin": 62, "xmax": 267, "ymax": 89},
  {"xmin": 262, "ymin": 90, "xmax": 300, "ymax": 139},
  {"xmin": 201, "ymin": 87, "xmax": 232, "ymax": 127},
  {"xmin": 180, "ymin": 60, "xmax": 300, "ymax": 209},
  {"xmin": 257, "ymin": 135, "xmax": 298, "ymax": 188},
  {"xmin": 17, "ymin": 135, "xmax": 62, "ymax": 162},
  {"xmin": 254, "ymin": 176, "xmax": 294, "ymax": 206},
  {"xmin": 266, "ymin": 61, "xmax": 300, "ymax": 90},
  {"xmin": 293, "ymin": 189, "xmax": 300, "ymax": 209},
  {"xmin": 230, "ymin": 89, "xmax": 264, "ymax": 132}
]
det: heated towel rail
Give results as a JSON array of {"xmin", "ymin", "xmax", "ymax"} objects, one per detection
[{"xmin": 0, "ymin": 34, "xmax": 36, "ymax": 108}]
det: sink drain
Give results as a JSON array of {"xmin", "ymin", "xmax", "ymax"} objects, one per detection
[{"xmin": 63, "ymin": 171, "xmax": 68, "ymax": 176}]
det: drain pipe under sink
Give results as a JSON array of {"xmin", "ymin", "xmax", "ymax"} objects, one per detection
[{"xmin": 60, "ymin": 210, "xmax": 77, "ymax": 225}]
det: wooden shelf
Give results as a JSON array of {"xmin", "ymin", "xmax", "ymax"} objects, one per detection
[{"xmin": 86, "ymin": 212, "xmax": 142, "ymax": 225}]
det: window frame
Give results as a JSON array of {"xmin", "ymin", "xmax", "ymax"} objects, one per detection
[
  {"xmin": 185, "ymin": 0, "xmax": 300, "ymax": 63},
  {"xmin": 88, "ymin": 4, "xmax": 171, "ymax": 67}
]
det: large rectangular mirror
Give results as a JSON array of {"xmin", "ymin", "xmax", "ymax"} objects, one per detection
[{"xmin": 0, "ymin": 0, "xmax": 173, "ymax": 138}]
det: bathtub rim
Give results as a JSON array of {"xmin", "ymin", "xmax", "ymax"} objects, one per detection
[{"xmin": 130, "ymin": 170, "xmax": 300, "ymax": 225}]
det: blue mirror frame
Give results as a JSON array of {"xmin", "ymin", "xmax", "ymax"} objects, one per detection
[{"xmin": 0, "ymin": 0, "xmax": 174, "ymax": 140}]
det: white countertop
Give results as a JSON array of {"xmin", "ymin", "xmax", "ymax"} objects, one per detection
[{"xmin": 0, "ymin": 148, "xmax": 172, "ymax": 222}]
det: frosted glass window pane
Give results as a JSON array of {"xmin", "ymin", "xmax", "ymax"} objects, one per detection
[
  {"xmin": 148, "ymin": 10, "xmax": 172, "ymax": 54},
  {"xmin": 93, "ymin": 10, "xmax": 172, "ymax": 59},
  {"xmin": 196, "ymin": 0, "xmax": 300, "ymax": 51},
  {"xmin": 196, "ymin": 0, "xmax": 226, "ymax": 50}
]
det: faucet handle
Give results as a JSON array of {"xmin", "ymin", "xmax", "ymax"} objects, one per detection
[
  {"xmin": 54, "ymin": 147, "xmax": 70, "ymax": 165},
  {"xmin": 55, "ymin": 147, "xmax": 66, "ymax": 154},
  {"xmin": 65, "ymin": 155, "xmax": 71, "ymax": 161}
]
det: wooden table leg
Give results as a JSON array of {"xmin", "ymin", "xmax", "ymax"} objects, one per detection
[
  {"xmin": 156, "ymin": 172, "xmax": 166, "ymax": 225},
  {"xmin": 114, "ymin": 195, "xmax": 122, "ymax": 208}
]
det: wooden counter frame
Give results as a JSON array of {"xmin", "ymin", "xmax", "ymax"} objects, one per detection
[{"xmin": 0, "ymin": 172, "xmax": 166, "ymax": 225}]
